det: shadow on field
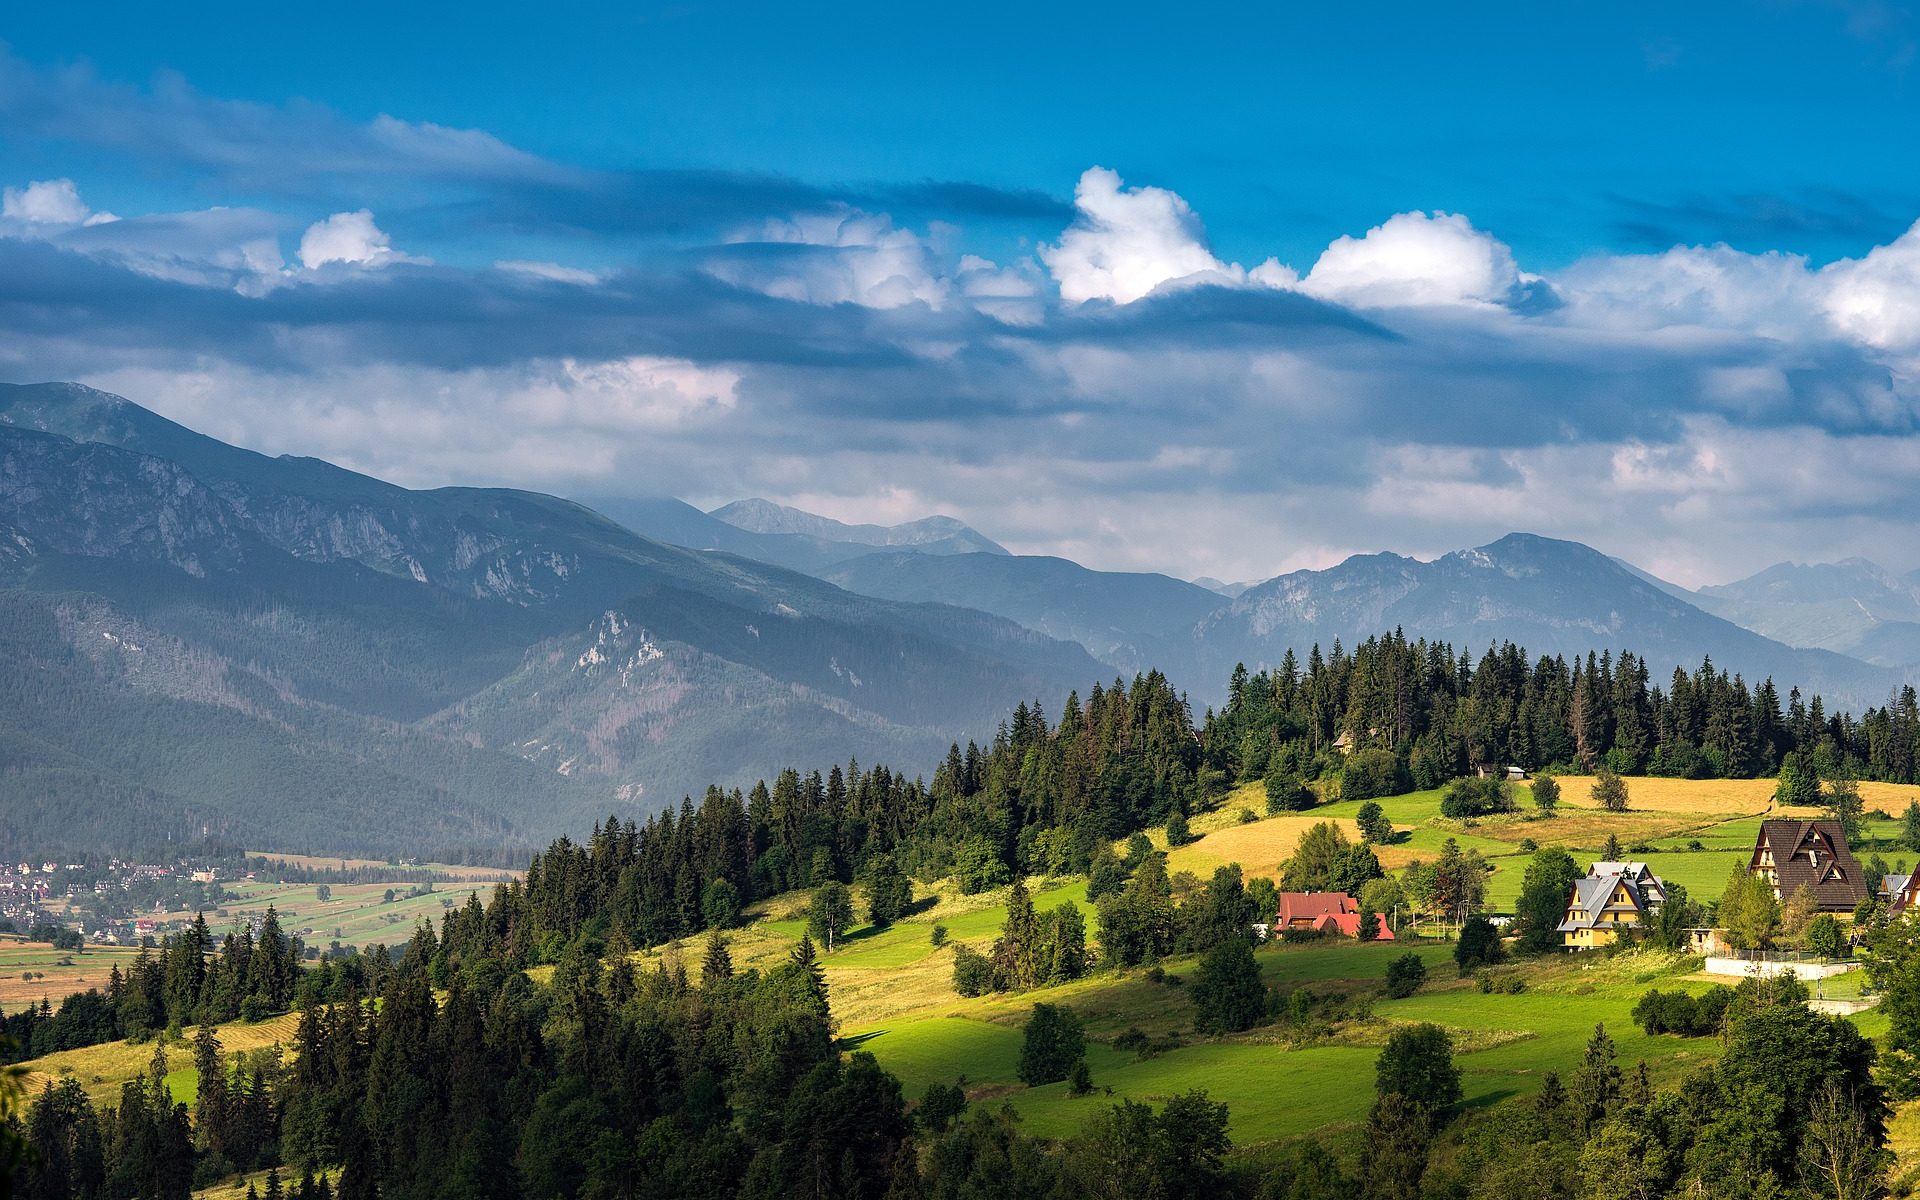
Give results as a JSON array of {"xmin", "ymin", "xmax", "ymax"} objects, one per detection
[{"xmin": 1460, "ymin": 1088, "xmax": 1519, "ymax": 1111}]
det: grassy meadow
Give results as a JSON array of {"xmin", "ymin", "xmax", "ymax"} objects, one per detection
[
  {"xmin": 157, "ymin": 877, "xmax": 506, "ymax": 955},
  {"xmin": 0, "ymin": 936, "xmax": 142, "ymax": 1015}
]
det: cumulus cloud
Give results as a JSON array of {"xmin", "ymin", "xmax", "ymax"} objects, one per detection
[
  {"xmin": 1299, "ymin": 211, "xmax": 1534, "ymax": 309},
  {"xmin": 1821, "ymin": 219, "xmax": 1920, "ymax": 351},
  {"xmin": 2, "ymin": 178, "xmax": 116, "ymax": 226},
  {"xmin": 297, "ymin": 210, "xmax": 418, "ymax": 270},
  {"xmin": 709, "ymin": 208, "xmax": 949, "ymax": 309},
  {"xmin": 1041, "ymin": 167, "xmax": 1282, "ymax": 304}
]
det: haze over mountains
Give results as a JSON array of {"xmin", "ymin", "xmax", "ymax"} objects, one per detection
[{"xmin": 3, "ymin": 381, "xmax": 1916, "ymax": 858}]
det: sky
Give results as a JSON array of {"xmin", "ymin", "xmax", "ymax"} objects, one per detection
[{"xmin": 3, "ymin": 2, "xmax": 1920, "ymax": 586}]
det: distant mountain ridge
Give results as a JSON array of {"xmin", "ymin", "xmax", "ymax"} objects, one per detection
[
  {"xmin": 708, "ymin": 497, "xmax": 1007, "ymax": 557},
  {"xmin": 821, "ymin": 551, "xmax": 1225, "ymax": 677},
  {"xmin": 1692, "ymin": 559, "xmax": 1920, "ymax": 668},
  {"xmin": 0, "ymin": 382, "xmax": 1101, "ymax": 856},
  {"xmin": 1190, "ymin": 534, "xmax": 1906, "ymax": 709},
  {"xmin": 574, "ymin": 495, "xmax": 1005, "ymax": 575}
]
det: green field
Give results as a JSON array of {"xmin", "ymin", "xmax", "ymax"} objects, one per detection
[{"xmin": 850, "ymin": 939, "xmax": 1734, "ymax": 1144}]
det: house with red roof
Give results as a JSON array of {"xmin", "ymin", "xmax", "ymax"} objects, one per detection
[{"xmin": 1275, "ymin": 891, "xmax": 1393, "ymax": 940}]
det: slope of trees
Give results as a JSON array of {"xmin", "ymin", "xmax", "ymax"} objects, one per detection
[{"xmin": 1206, "ymin": 633, "xmax": 1920, "ymax": 789}]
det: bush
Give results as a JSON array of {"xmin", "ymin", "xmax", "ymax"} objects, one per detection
[
  {"xmin": 917, "ymin": 1081, "xmax": 968, "ymax": 1132},
  {"xmin": 1339, "ymin": 749, "xmax": 1409, "ymax": 803},
  {"xmin": 1530, "ymin": 773, "xmax": 1561, "ymax": 814},
  {"xmin": 930, "ymin": 924, "xmax": 948, "ymax": 947},
  {"xmin": 952, "ymin": 944, "xmax": 997, "ymax": 996},
  {"xmin": 1594, "ymin": 767, "xmax": 1630, "ymax": 812},
  {"xmin": 1355, "ymin": 801, "xmax": 1394, "ymax": 844},
  {"xmin": 1384, "ymin": 953, "xmax": 1428, "ymax": 999},
  {"xmin": 1439, "ymin": 777, "xmax": 1516, "ymax": 819},
  {"xmin": 1067, "ymin": 1058, "xmax": 1094, "ymax": 1096},
  {"xmin": 1374, "ymin": 1023, "xmax": 1462, "ymax": 1112},
  {"xmin": 1238, "ymin": 808, "xmax": 1259, "ymax": 824},
  {"xmin": 1632, "ymin": 985, "xmax": 1734, "ymax": 1036},
  {"xmin": 1017, "ymin": 1003, "xmax": 1086, "ymax": 1086},
  {"xmin": 1166, "ymin": 812, "xmax": 1196, "ymax": 847},
  {"xmin": 1454, "ymin": 914, "xmax": 1505, "ymax": 975},
  {"xmin": 1190, "ymin": 937, "xmax": 1269, "ymax": 1035},
  {"xmin": 1265, "ymin": 771, "xmax": 1314, "ymax": 814},
  {"xmin": 953, "ymin": 836, "xmax": 1013, "ymax": 894}
]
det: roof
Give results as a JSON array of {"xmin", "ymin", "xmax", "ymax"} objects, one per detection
[
  {"xmin": 1277, "ymin": 892, "xmax": 1356, "ymax": 924},
  {"xmin": 1883, "ymin": 873, "xmax": 1912, "ymax": 899},
  {"xmin": 1556, "ymin": 864, "xmax": 1664, "ymax": 933},
  {"xmin": 1312, "ymin": 911, "xmax": 1396, "ymax": 940},
  {"xmin": 1752, "ymin": 819, "xmax": 1867, "ymax": 912},
  {"xmin": 1891, "ymin": 873, "xmax": 1920, "ymax": 916}
]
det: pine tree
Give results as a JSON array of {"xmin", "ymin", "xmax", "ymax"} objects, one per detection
[
  {"xmin": 701, "ymin": 931, "xmax": 734, "ymax": 985},
  {"xmin": 1568, "ymin": 1024, "xmax": 1622, "ymax": 1137}
]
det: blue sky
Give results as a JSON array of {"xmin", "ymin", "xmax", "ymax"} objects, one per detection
[{"xmin": 3, "ymin": 3, "xmax": 1920, "ymax": 583}]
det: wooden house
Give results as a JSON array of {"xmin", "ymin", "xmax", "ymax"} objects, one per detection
[
  {"xmin": 1748, "ymin": 819, "xmax": 1866, "ymax": 913},
  {"xmin": 1557, "ymin": 861, "xmax": 1666, "ymax": 949}
]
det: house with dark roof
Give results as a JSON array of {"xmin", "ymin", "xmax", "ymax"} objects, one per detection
[
  {"xmin": 1887, "ymin": 872, "xmax": 1920, "ymax": 917},
  {"xmin": 1557, "ymin": 861, "xmax": 1667, "ymax": 949},
  {"xmin": 1748, "ymin": 819, "xmax": 1867, "ymax": 913}
]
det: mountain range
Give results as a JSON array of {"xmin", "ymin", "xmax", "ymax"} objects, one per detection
[
  {"xmin": 1690, "ymin": 559, "xmax": 1920, "ymax": 669},
  {"xmin": 2, "ymin": 381, "xmax": 1915, "ymax": 857},
  {"xmin": 0, "ymin": 383, "xmax": 1099, "ymax": 857}
]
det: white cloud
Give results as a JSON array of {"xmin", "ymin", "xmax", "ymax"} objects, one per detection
[
  {"xmin": 2, "ymin": 178, "xmax": 117, "ymax": 226},
  {"xmin": 1300, "ymin": 211, "xmax": 1526, "ymax": 309},
  {"xmin": 496, "ymin": 259, "xmax": 604, "ymax": 285},
  {"xmin": 1041, "ymin": 167, "xmax": 1242, "ymax": 304},
  {"xmin": 1820, "ymin": 219, "xmax": 1920, "ymax": 351},
  {"xmin": 298, "ymin": 209, "xmax": 415, "ymax": 270},
  {"xmin": 709, "ymin": 208, "xmax": 948, "ymax": 309}
]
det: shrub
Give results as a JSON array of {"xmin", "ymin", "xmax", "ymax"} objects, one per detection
[
  {"xmin": 952, "ymin": 944, "xmax": 997, "ymax": 996},
  {"xmin": 1191, "ymin": 937, "xmax": 1269, "ymax": 1035},
  {"xmin": 917, "ymin": 1082, "xmax": 968, "ymax": 1132},
  {"xmin": 1166, "ymin": 812, "xmax": 1196, "ymax": 847},
  {"xmin": 1594, "ymin": 767, "xmax": 1630, "ymax": 812},
  {"xmin": 1265, "ymin": 771, "xmax": 1314, "ymax": 814},
  {"xmin": 1531, "ymin": 773, "xmax": 1561, "ymax": 814},
  {"xmin": 1384, "ymin": 953, "xmax": 1428, "ymax": 999},
  {"xmin": 1374, "ymin": 1023, "xmax": 1462, "ymax": 1112},
  {"xmin": 1017, "ymin": 1003, "xmax": 1086, "ymax": 1086},
  {"xmin": 1067, "ymin": 1058, "xmax": 1094, "ymax": 1096},
  {"xmin": 1632, "ymin": 984, "xmax": 1735, "ymax": 1036},
  {"xmin": 1439, "ymin": 777, "xmax": 1516, "ymax": 819},
  {"xmin": 1455, "ymin": 914, "xmax": 1505, "ymax": 975},
  {"xmin": 1339, "ymin": 749, "xmax": 1409, "ymax": 803},
  {"xmin": 1238, "ymin": 808, "xmax": 1259, "ymax": 824},
  {"xmin": 1356, "ymin": 801, "xmax": 1394, "ymax": 844},
  {"xmin": 930, "ymin": 924, "xmax": 949, "ymax": 947}
]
